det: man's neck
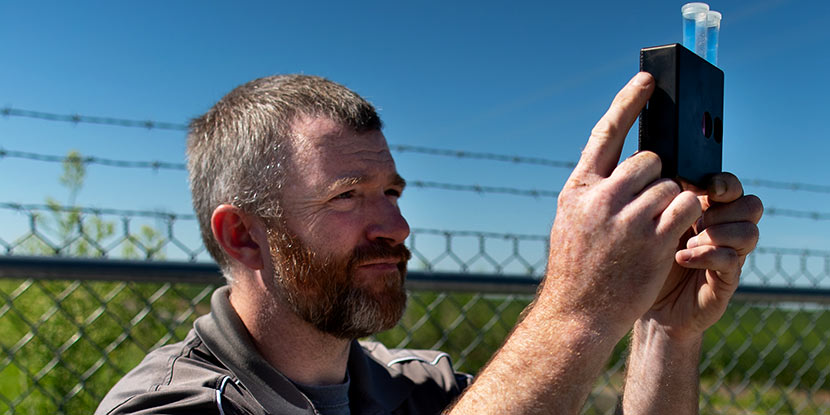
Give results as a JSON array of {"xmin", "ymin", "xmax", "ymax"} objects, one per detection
[{"xmin": 229, "ymin": 281, "xmax": 352, "ymax": 386}]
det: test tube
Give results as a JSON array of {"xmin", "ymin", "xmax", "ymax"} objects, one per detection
[
  {"xmin": 681, "ymin": 2, "xmax": 709, "ymax": 57},
  {"xmin": 705, "ymin": 11, "xmax": 722, "ymax": 65}
]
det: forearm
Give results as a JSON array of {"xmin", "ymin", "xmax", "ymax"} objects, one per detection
[
  {"xmin": 447, "ymin": 301, "xmax": 624, "ymax": 415},
  {"xmin": 622, "ymin": 317, "xmax": 702, "ymax": 414}
]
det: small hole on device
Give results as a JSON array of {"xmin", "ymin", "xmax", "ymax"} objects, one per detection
[{"xmin": 702, "ymin": 112, "xmax": 713, "ymax": 138}]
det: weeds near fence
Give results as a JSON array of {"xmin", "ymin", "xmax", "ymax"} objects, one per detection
[{"xmin": 1, "ymin": 279, "xmax": 828, "ymax": 415}]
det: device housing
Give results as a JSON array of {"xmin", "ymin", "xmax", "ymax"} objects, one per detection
[{"xmin": 638, "ymin": 43, "xmax": 724, "ymax": 188}]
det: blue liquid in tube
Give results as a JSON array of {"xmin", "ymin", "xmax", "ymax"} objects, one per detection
[
  {"xmin": 683, "ymin": 16, "xmax": 697, "ymax": 50},
  {"xmin": 681, "ymin": 3, "xmax": 709, "ymax": 55},
  {"xmin": 681, "ymin": 3, "xmax": 721, "ymax": 67},
  {"xmin": 705, "ymin": 11, "xmax": 721, "ymax": 66},
  {"xmin": 706, "ymin": 25, "xmax": 719, "ymax": 65}
]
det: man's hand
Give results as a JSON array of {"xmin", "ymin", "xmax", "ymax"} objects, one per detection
[
  {"xmin": 647, "ymin": 174, "xmax": 763, "ymax": 339},
  {"xmin": 448, "ymin": 72, "xmax": 760, "ymax": 415},
  {"xmin": 540, "ymin": 72, "xmax": 702, "ymax": 337},
  {"xmin": 622, "ymin": 176, "xmax": 762, "ymax": 415}
]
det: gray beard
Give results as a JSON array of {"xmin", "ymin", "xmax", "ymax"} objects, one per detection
[{"xmin": 265, "ymin": 224, "xmax": 410, "ymax": 339}]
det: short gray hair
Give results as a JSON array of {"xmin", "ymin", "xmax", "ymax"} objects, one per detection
[{"xmin": 186, "ymin": 74, "xmax": 383, "ymax": 276}]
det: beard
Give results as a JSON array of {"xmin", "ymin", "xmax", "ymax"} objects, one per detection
[{"xmin": 265, "ymin": 221, "xmax": 410, "ymax": 339}]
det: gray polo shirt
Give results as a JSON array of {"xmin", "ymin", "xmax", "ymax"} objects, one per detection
[{"xmin": 96, "ymin": 286, "xmax": 471, "ymax": 415}]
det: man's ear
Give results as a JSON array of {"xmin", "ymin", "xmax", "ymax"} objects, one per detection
[{"xmin": 211, "ymin": 204, "xmax": 266, "ymax": 270}]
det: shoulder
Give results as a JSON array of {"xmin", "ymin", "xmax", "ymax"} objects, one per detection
[
  {"xmin": 359, "ymin": 340, "xmax": 473, "ymax": 394},
  {"xmin": 96, "ymin": 330, "xmax": 263, "ymax": 415}
]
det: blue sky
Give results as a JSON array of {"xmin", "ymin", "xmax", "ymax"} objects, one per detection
[{"xmin": 1, "ymin": 0, "xmax": 829, "ymax": 265}]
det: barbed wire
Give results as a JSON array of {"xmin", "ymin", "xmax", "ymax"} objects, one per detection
[
  {"xmin": 408, "ymin": 181, "xmax": 559, "ymax": 198},
  {"xmin": 2, "ymin": 201, "xmax": 828, "ymax": 223},
  {"xmin": 2, "ymin": 107, "xmax": 575, "ymax": 168},
  {"xmin": 4, "ymin": 107, "xmax": 830, "ymax": 194},
  {"xmin": 5, "ymin": 149, "xmax": 830, "ymax": 214},
  {"xmin": 0, "ymin": 145, "xmax": 572, "ymax": 173},
  {"xmin": 6, "ymin": 146, "xmax": 830, "ymax": 198},
  {"xmin": 743, "ymin": 178, "xmax": 830, "ymax": 194},
  {"xmin": 0, "ymin": 202, "xmax": 196, "ymax": 221},
  {"xmin": 1, "ymin": 107, "xmax": 188, "ymax": 131},
  {"xmin": 389, "ymin": 144, "xmax": 576, "ymax": 169},
  {"xmin": 0, "ymin": 148, "xmax": 187, "ymax": 170},
  {"xmin": 763, "ymin": 207, "xmax": 830, "ymax": 221},
  {"xmin": 0, "ymin": 148, "xmax": 560, "ymax": 198}
]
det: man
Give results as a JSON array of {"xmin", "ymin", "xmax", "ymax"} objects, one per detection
[{"xmin": 97, "ymin": 73, "xmax": 762, "ymax": 414}]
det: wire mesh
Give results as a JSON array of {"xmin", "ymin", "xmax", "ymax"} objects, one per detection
[{"xmin": 0, "ymin": 207, "xmax": 828, "ymax": 414}]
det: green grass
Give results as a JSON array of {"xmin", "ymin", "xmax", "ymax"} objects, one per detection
[
  {"xmin": 1, "ymin": 282, "xmax": 828, "ymax": 414},
  {"xmin": 0, "ymin": 279, "xmax": 214, "ymax": 415}
]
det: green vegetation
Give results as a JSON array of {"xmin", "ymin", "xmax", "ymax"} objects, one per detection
[
  {"xmin": 2, "ymin": 285, "xmax": 828, "ymax": 414},
  {"xmin": 0, "ymin": 279, "xmax": 213, "ymax": 414},
  {"xmin": 19, "ymin": 150, "xmax": 164, "ymax": 258},
  {"xmin": 0, "ymin": 150, "xmax": 179, "ymax": 414},
  {"xmin": 0, "ymin": 151, "xmax": 827, "ymax": 413}
]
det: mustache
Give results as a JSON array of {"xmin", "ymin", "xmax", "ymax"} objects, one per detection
[{"xmin": 350, "ymin": 242, "xmax": 411, "ymax": 267}]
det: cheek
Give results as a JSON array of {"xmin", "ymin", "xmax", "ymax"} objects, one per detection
[{"xmin": 306, "ymin": 211, "xmax": 366, "ymax": 250}]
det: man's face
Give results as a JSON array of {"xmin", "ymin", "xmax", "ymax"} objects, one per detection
[{"xmin": 265, "ymin": 116, "xmax": 411, "ymax": 339}]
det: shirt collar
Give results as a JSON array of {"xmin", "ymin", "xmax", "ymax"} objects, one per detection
[
  {"xmin": 195, "ymin": 286, "xmax": 415, "ymax": 414},
  {"xmin": 347, "ymin": 340, "xmax": 415, "ymax": 413},
  {"xmin": 195, "ymin": 286, "xmax": 314, "ymax": 415}
]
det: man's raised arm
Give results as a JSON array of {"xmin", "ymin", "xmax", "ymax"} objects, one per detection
[
  {"xmin": 622, "ymin": 171, "xmax": 762, "ymax": 414},
  {"xmin": 446, "ymin": 72, "xmax": 762, "ymax": 414}
]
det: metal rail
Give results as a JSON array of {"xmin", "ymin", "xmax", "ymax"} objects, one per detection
[{"xmin": 2, "ymin": 255, "xmax": 829, "ymax": 301}]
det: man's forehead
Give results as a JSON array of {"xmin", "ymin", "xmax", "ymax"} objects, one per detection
[
  {"xmin": 290, "ymin": 116, "xmax": 346, "ymax": 146},
  {"xmin": 288, "ymin": 115, "xmax": 391, "ymax": 157},
  {"xmin": 283, "ymin": 115, "xmax": 398, "ymax": 188}
]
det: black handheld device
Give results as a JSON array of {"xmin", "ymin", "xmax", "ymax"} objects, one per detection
[{"xmin": 638, "ymin": 43, "xmax": 724, "ymax": 188}]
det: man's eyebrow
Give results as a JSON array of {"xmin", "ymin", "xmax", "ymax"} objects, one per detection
[
  {"xmin": 328, "ymin": 176, "xmax": 365, "ymax": 192},
  {"xmin": 326, "ymin": 173, "xmax": 407, "ymax": 193}
]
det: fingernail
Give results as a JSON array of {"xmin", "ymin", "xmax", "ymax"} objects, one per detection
[
  {"xmin": 632, "ymin": 72, "xmax": 651, "ymax": 87},
  {"xmin": 713, "ymin": 178, "xmax": 726, "ymax": 196},
  {"xmin": 677, "ymin": 250, "xmax": 693, "ymax": 262},
  {"xmin": 687, "ymin": 235, "xmax": 699, "ymax": 249}
]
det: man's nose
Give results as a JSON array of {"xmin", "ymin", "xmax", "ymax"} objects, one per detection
[{"xmin": 365, "ymin": 196, "xmax": 410, "ymax": 246}]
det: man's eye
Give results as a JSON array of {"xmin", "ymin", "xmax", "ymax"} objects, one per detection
[
  {"xmin": 385, "ymin": 189, "xmax": 402, "ymax": 198},
  {"xmin": 333, "ymin": 191, "xmax": 355, "ymax": 200}
]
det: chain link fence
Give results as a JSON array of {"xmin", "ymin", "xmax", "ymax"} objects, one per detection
[{"xmin": 0, "ymin": 204, "xmax": 828, "ymax": 414}]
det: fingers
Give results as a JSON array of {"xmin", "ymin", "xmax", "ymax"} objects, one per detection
[
  {"xmin": 687, "ymin": 222, "xmax": 760, "ymax": 256},
  {"xmin": 675, "ymin": 245, "xmax": 741, "ymax": 275},
  {"xmin": 656, "ymin": 190, "xmax": 701, "ymax": 238},
  {"xmin": 675, "ymin": 246, "xmax": 742, "ymax": 303},
  {"xmin": 609, "ymin": 151, "xmax": 663, "ymax": 197},
  {"xmin": 699, "ymin": 172, "xmax": 744, "ymax": 209},
  {"xmin": 627, "ymin": 177, "xmax": 681, "ymax": 219},
  {"xmin": 698, "ymin": 194, "xmax": 764, "ymax": 231},
  {"xmin": 574, "ymin": 72, "xmax": 654, "ymax": 179},
  {"xmin": 677, "ymin": 219, "xmax": 759, "ymax": 279}
]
